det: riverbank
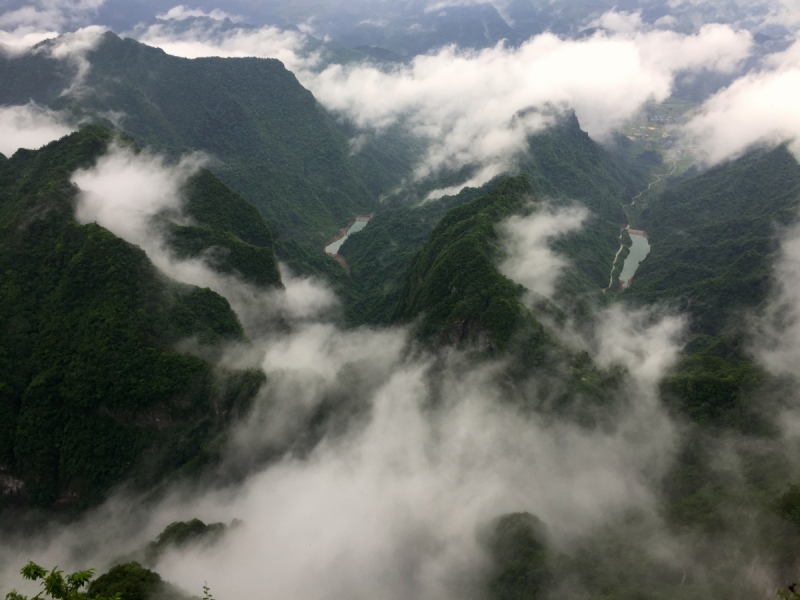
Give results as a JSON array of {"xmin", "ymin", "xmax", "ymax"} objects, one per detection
[
  {"xmin": 324, "ymin": 215, "xmax": 371, "ymax": 254},
  {"xmin": 324, "ymin": 215, "xmax": 372, "ymax": 273}
]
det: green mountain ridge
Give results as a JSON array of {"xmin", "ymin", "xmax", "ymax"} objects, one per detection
[
  {"xmin": 617, "ymin": 144, "xmax": 800, "ymax": 433},
  {"xmin": 341, "ymin": 113, "xmax": 648, "ymax": 328},
  {"xmin": 393, "ymin": 176, "xmax": 548, "ymax": 353},
  {"xmin": 0, "ymin": 31, "xmax": 411, "ymax": 256},
  {"xmin": 0, "ymin": 126, "xmax": 274, "ymax": 508},
  {"xmin": 631, "ymin": 144, "xmax": 800, "ymax": 336}
]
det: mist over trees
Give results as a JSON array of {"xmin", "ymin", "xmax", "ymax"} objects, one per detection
[{"xmin": 4, "ymin": 1, "xmax": 800, "ymax": 600}]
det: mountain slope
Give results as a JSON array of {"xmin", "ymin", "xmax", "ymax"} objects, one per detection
[
  {"xmin": 0, "ymin": 32, "xmax": 404, "ymax": 252},
  {"xmin": 342, "ymin": 178, "xmax": 503, "ymax": 325},
  {"xmin": 0, "ymin": 127, "xmax": 270, "ymax": 508},
  {"xmin": 615, "ymin": 145, "xmax": 800, "ymax": 433},
  {"xmin": 631, "ymin": 144, "xmax": 800, "ymax": 335},
  {"xmin": 518, "ymin": 113, "xmax": 646, "ymax": 291},
  {"xmin": 342, "ymin": 115, "xmax": 647, "ymax": 327},
  {"xmin": 392, "ymin": 176, "xmax": 549, "ymax": 356}
]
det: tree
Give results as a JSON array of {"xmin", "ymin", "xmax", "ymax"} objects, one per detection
[{"xmin": 4, "ymin": 562, "xmax": 121, "ymax": 600}]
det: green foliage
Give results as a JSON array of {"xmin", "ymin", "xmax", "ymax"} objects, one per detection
[
  {"xmin": 0, "ymin": 32, "xmax": 407, "ymax": 256},
  {"xmin": 483, "ymin": 512, "xmax": 552, "ymax": 600},
  {"xmin": 0, "ymin": 128, "xmax": 266, "ymax": 508},
  {"xmin": 393, "ymin": 176, "xmax": 549, "ymax": 357},
  {"xmin": 143, "ymin": 519, "xmax": 227, "ymax": 564},
  {"xmin": 165, "ymin": 224, "xmax": 280, "ymax": 288},
  {"xmin": 165, "ymin": 168, "xmax": 282, "ymax": 289},
  {"xmin": 6, "ymin": 561, "xmax": 194, "ymax": 600},
  {"xmin": 779, "ymin": 587, "xmax": 800, "ymax": 600},
  {"xmin": 630, "ymin": 144, "xmax": 800, "ymax": 336},
  {"xmin": 6, "ymin": 561, "xmax": 119, "ymax": 600},
  {"xmin": 660, "ymin": 354, "xmax": 767, "ymax": 431},
  {"xmin": 775, "ymin": 484, "xmax": 800, "ymax": 529},
  {"xmin": 87, "ymin": 563, "xmax": 190, "ymax": 600},
  {"xmin": 342, "ymin": 178, "xmax": 502, "ymax": 325},
  {"xmin": 518, "ymin": 114, "xmax": 640, "ymax": 224}
]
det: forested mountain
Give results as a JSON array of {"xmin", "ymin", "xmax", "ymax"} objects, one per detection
[
  {"xmin": 392, "ymin": 176, "xmax": 548, "ymax": 352},
  {"xmin": 0, "ymin": 126, "xmax": 273, "ymax": 508},
  {"xmin": 517, "ymin": 113, "xmax": 646, "ymax": 291},
  {"xmin": 632, "ymin": 144, "xmax": 800, "ymax": 336},
  {"xmin": 613, "ymin": 144, "xmax": 800, "ymax": 433},
  {"xmin": 342, "ymin": 113, "xmax": 647, "ymax": 326},
  {"xmin": 0, "ymin": 32, "xmax": 411, "ymax": 255}
]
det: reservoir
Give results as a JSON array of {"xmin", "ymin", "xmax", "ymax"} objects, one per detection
[
  {"xmin": 325, "ymin": 218, "xmax": 369, "ymax": 255},
  {"xmin": 619, "ymin": 232, "xmax": 650, "ymax": 288}
]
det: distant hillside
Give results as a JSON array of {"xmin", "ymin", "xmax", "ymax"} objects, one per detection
[
  {"xmin": 618, "ymin": 145, "xmax": 800, "ymax": 433},
  {"xmin": 0, "ymin": 32, "xmax": 411, "ymax": 255},
  {"xmin": 632, "ymin": 144, "xmax": 800, "ymax": 336},
  {"xmin": 342, "ymin": 178, "xmax": 503, "ymax": 325},
  {"xmin": 0, "ymin": 126, "xmax": 271, "ymax": 508}
]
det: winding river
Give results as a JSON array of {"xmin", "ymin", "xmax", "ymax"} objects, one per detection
[
  {"xmin": 325, "ymin": 217, "xmax": 370, "ymax": 255},
  {"xmin": 618, "ymin": 231, "xmax": 650, "ymax": 288}
]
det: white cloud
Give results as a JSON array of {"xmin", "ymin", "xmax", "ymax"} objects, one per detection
[
  {"xmin": 303, "ymin": 25, "xmax": 750, "ymax": 184},
  {"xmin": 752, "ymin": 224, "xmax": 800, "ymax": 375},
  {"xmin": 153, "ymin": 357, "xmax": 677, "ymax": 600},
  {"xmin": 44, "ymin": 25, "xmax": 107, "ymax": 96},
  {"xmin": 761, "ymin": 0, "xmax": 800, "ymax": 30},
  {"xmin": 131, "ymin": 12, "xmax": 751, "ymax": 190},
  {"xmin": 156, "ymin": 5, "xmax": 244, "ymax": 23},
  {"xmin": 594, "ymin": 306, "xmax": 686, "ymax": 390},
  {"xmin": 0, "ymin": 102, "xmax": 74, "ymax": 157},
  {"xmin": 586, "ymin": 10, "xmax": 645, "ymax": 35},
  {"xmin": 0, "ymin": 25, "xmax": 106, "ymax": 92},
  {"xmin": 687, "ymin": 39, "xmax": 800, "ymax": 164},
  {"xmin": 135, "ymin": 21, "xmax": 315, "ymax": 74},
  {"xmin": 0, "ymin": 0, "xmax": 104, "ymax": 50},
  {"xmin": 72, "ymin": 144, "xmax": 203, "ymax": 245},
  {"xmin": 498, "ymin": 203, "xmax": 589, "ymax": 300},
  {"xmin": 0, "ymin": 26, "xmax": 57, "ymax": 53},
  {"xmin": 424, "ymin": 0, "xmax": 514, "ymax": 25}
]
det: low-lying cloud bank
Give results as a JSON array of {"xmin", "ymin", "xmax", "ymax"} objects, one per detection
[
  {"xmin": 156, "ymin": 5, "xmax": 244, "ymax": 23},
  {"xmin": 153, "ymin": 335, "xmax": 680, "ymax": 600},
  {"xmin": 0, "ymin": 102, "xmax": 74, "ymax": 156},
  {"xmin": 689, "ymin": 39, "xmax": 800, "ymax": 163}
]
